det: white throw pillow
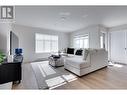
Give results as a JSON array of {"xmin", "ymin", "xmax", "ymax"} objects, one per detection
[{"xmin": 82, "ymin": 49, "xmax": 89, "ymax": 60}]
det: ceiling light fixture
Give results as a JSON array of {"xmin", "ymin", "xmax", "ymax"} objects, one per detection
[{"xmin": 61, "ymin": 16, "xmax": 66, "ymax": 21}]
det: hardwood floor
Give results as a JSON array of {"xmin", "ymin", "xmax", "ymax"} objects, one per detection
[
  {"xmin": 12, "ymin": 63, "xmax": 127, "ymax": 89},
  {"xmin": 12, "ymin": 63, "xmax": 38, "ymax": 89}
]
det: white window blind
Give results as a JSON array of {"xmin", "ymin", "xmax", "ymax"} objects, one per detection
[
  {"xmin": 73, "ymin": 35, "xmax": 89, "ymax": 48},
  {"xmin": 35, "ymin": 33, "xmax": 58, "ymax": 53}
]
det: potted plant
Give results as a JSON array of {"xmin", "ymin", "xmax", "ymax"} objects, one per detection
[{"xmin": 0, "ymin": 51, "xmax": 5, "ymax": 64}]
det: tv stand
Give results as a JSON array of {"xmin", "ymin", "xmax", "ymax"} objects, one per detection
[{"xmin": 0, "ymin": 55, "xmax": 23, "ymax": 84}]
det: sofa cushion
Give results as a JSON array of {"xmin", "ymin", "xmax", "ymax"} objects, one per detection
[
  {"xmin": 82, "ymin": 49, "xmax": 89, "ymax": 60},
  {"xmin": 67, "ymin": 48, "xmax": 75, "ymax": 54},
  {"xmin": 65, "ymin": 56, "xmax": 90, "ymax": 69},
  {"xmin": 75, "ymin": 49, "xmax": 83, "ymax": 56}
]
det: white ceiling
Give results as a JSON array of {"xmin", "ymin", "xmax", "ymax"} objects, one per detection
[{"xmin": 15, "ymin": 6, "xmax": 127, "ymax": 32}]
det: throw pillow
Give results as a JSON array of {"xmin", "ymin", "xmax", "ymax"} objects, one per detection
[
  {"xmin": 75, "ymin": 49, "xmax": 83, "ymax": 56},
  {"xmin": 83, "ymin": 49, "xmax": 89, "ymax": 60},
  {"xmin": 67, "ymin": 48, "xmax": 75, "ymax": 54}
]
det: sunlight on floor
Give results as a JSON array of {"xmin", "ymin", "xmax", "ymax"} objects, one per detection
[
  {"xmin": 45, "ymin": 74, "xmax": 77, "ymax": 89},
  {"xmin": 49, "ymin": 82, "xmax": 67, "ymax": 89},
  {"xmin": 35, "ymin": 61, "xmax": 78, "ymax": 89},
  {"xmin": 109, "ymin": 62, "xmax": 123, "ymax": 68},
  {"xmin": 62, "ymin": 74, "xmax": 77, "ymax": 82},
  {"xmin": 45, "ymin": 76, "xmax": 65, "ymax": 87},
  {"xmin": 112, "ymin": 64, "xmax": 123, "ymax": 68}
]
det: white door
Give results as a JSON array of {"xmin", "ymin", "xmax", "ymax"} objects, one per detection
[{"xmin": 110, "ymin": 31, "xmax": 126, "ymax": 63}]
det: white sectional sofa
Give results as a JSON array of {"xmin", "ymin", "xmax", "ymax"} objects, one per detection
[{"xmin": 64, "ymin": 49, "xmax": 108, "ymax": 76}]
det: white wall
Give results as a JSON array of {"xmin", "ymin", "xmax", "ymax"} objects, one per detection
[
  {"xmin": 70, "ymin": 25, "xmax": 101, "ymax": 49},
  {"xmin": 12, "ymin": 24, "xmax": 69, "ymax": 62},
  {"xmin": 0, "ymin": 23, "xmax": 11, "ymax": 54},
  {"xmin": 109, "ymin": 24, "xmax": 127, "ymax": 32}
]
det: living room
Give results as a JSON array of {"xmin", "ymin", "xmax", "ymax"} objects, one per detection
[{"xmin": 0, "ymin": 6, "xmax": 127, "ymax": 89}]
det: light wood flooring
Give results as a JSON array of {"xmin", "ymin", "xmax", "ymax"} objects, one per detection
[{"xmin": 12, "ymin": 63, "xmax": 127, "ymax": 89}]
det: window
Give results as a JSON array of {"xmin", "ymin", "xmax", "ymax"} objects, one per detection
[
  {"xmin": 100, "ymin": 35, "xmax": 104, "ymax": 48},
  {"xmin": 100, "ymin": 33, "xmax": 105, "ymax": 49},
  {"xmin": 73, "ymin": 35, "xmax": 89, "ymax": 48},
  {"xmin": 35, "ymin": 33, "xmax": 58, "ymax": 53}
]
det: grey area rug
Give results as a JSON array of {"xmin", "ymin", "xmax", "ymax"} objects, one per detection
[{"xmin": 31, "ymin": 61, "xmax": 77, "ymax": 89}]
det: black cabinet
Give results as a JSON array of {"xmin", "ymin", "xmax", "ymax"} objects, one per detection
[{"xmin": 0, "ymin": 55, "xmax": 23, "ymax": 84}]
